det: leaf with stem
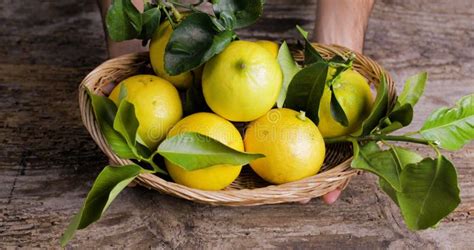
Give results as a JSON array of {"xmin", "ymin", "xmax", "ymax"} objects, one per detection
[
  {"xmin": 398, "ymin": 155, "xmax": 461, "ymax": 230},
  {"xmin": 329, "ymin": 87, "xmax": 349, "ymax": 127},
  {"xmin": 419, "ymin": 94, "xmax": 474, "ymax": 150},
  {"xmin": 60, "ymin": 164, "xmax": 147, "ymax": 247},
  {"xmin": 106, "ymin": 0, "xmax": 142, "ymax": 41},
  {"xmin": 88, "ymin": 91, "xmax": 135, "ymax": 159},
  {"xmin": 397, "ymin": 72, "xmax": 427, "ymax": 108},
  {"xmin": 114, "ymin": 100, "xmax": 139, "ymax": 149},
  {"xmin": 283, "ymin": 62, "xmax": 328, "ymax": 124},
  {"xmin": 378, "ymin": 103, "xmax": 413, "ymax": 134},
  {"xmin": 138, "ymin": 3, "xmax": 161, "ymax": 44},
  {"xmin": 352, "ymin": 142, "xmax": 422, "ymax": 191},
  {"xmin": 324, "ymin": 53, "xmax": 355, "ymax": 127},
  {"xmin": 378, "ymin": 72, "xmax": 427, "ymax": 133},
  {"xmin": 157, "ymin": 132, "xmax": 264, "ymax": 171},
  {"xmin": 354, "ymin": 74, "xmax": 389, "ymax": 136},
  {"xmin": 296, "ymin": 25, "xmax": 325, "ymax": 65},
  {"xmin": 351, "ymin": 141, "xmax": 460, "ymax": 230},
  {"xmin": 165, "ymin": 13, "xmax": 235, "ymax": 75},
  {"xmin": 113, "ymin": 100, "xmax": 152, "ymax": 159}
]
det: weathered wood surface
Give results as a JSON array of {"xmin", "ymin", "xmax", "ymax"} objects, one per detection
[{"xmin": 1, "ymin": 0, "xmax": 473, "ymax": 248}]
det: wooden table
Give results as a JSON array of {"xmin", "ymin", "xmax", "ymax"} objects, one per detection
[{"xmin": 1, "ymin": 0, "xmax": 473, "ymax": 248}]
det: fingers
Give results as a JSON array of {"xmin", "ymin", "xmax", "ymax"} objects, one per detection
[
  {"xmin": 322, "ymin": 188, "xmax": 342, "ymax": 205},
  {"xmin": 296, "ymin": 187, "xmax": 343, "ymax": 205}
]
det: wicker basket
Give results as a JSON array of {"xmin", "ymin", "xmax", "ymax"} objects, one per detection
[{"xmin": 78, "ymin": 43, "xmax": 396, "ymax": 206}]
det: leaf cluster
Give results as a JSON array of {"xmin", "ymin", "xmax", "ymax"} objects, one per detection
[
  {"xmin": 106, "ymin": 0, "xmax": 264, "ymax": 75},
  {"xmin": 60, "ymin": 89, "xmax": 263, "ymax": 246},
  {"xmin": 278, "ymin": 26, "xmax": 473, "ymax": 231},
  {"xmin": 60, "ymin": 7, "xmax": 474, "ymax": 245},
  {"xmin": 282, "ymin": 26, "xmax": 354, "ymax": 126}
]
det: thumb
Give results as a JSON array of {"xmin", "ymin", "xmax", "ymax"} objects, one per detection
[{"xmin": 322, "ymin": 188, "xmax": 342, "ymax": 204}]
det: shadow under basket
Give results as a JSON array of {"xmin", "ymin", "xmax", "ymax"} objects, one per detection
[{"xmin": 78, "ymin": 43, "xmax": 397, "ymax": 206}]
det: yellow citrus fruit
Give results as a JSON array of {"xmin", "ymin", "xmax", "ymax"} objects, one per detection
[
  {"xmin": 255, "ymin": 40, "xmax": 279, "ymax": 58},
  {"xmin": 202, "ymin": 40, "xmax": 282, "ymax": 122},
  {"xmin": 244, "ymin": 108, "xmax": 326, "ymax": 184},
  {"xmin": 165, "ymin": 112, "xmax": 244, "ymax": 190},
  {"xmin": 109, "ymin": 75, "xmax": 182, "ymax": 150},
  {"xmin": 149, "ymin": 21, "xmax": 198, "ymax": 89},
  {"xmin": 318, "ymin": 69, "xmax": 373, "ymax": 138}
]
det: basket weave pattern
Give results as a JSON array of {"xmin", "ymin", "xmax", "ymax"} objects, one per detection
[{"xmin": 79, "ymin": 43, "xmax": 396, "ymax": 206}]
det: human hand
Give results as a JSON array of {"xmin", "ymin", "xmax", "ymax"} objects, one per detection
[
  {"xmin": 313, "ymin": 0, "xmax": 375, "ymax": 204},
  {"xmin": 97, "ymin": 0, "xmax": 147, "ymax": 58},
  {"xmin": 97, "ymin": 0, "xmax": 373, "ymax": 204}
]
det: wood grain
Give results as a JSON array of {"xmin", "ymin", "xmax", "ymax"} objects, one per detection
[{"xmin": 0, "ymin": 0, "xmax": 473, "ymax": 248}]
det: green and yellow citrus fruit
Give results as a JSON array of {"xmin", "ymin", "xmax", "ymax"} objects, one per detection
[
  {"xmin": 109, "ymin": 75, "xmax": 182, "ymax": 150},
  {"xmin": 244, "ymin": 108, "xmax": 326, "ymax": 184},
  {"xmin": 165, "ymin": 112, "xmax": 244, "ymax": 190},
  {"xmin": 318, "ymin": 69, "xmax": 373, "ymax": 138},
  {"xmin": 255, "ymin": 40, "xmax": 279, "ymax": 58},
  {"xmin": 202, "ymin": 40, "xmax": 282, "ymax": 122},
  {"xmin": 149, "ymin": 21, "xmax": 198, "ymax": 89}
]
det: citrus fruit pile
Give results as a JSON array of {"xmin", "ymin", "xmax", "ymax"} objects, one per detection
[
  {"xmin": 107, "ymin": 22, "xmax": 373, "ymax": 191},
  {"xmin": 61, "ymin": 2, "xmax": 470, "ymax": 245}
]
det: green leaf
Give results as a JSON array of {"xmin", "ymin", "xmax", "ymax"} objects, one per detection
[
  {"xmin": 352, "ymin": 142, "xmax": 401, "ymax": 190},
  {"xmin": 283, "ymin": 62, "xmax": 328, "ymax": 124},
  {"xmin": 398, "ymin": 155, "xmax": 460, "ymax": 230},
  {"xmin": 215, "ymin": 11, "xmax": 236, "ymax": 30},
  {"xmin": 60, "ymin": 165, "xmax": 144, "ymax": 247},
  {"xmin": 389, "ymin": 103, "xmax": 414, "ymax": 127},
  {"xmin": 355, "ymin": 74, "xmax": 389, "ymax": 136},
  {"xmin": 276, "ymin": 41, "xmax": 301, "ymax": 108},
  {"xmin": 118, "ymin": 83, "xmax": 128, "ymax": 103},
  {"xmin": 420, "ymin": 94, "xmax": 474, "ymax": 150},
  {"xmin": 379, "ymin": 178, "xmax": 399, "ymax": 205},
  {"xmin": 378, "ymin": 122, "xmax": 404, "ymax": 135},
  {"xmin": 88, "ymin": 92, "xmax": 135, "ymax": 159},
  {"xmin": 212, "ymin": 0, "xmax": 264, "ymax": 29},
  {"xmin": 114, "ymin": 100, "xmax": 152, "ymax": 159},
  {"xmin": 164, "ymin": 13, "xmax": 235, "ymax": 75},
  {"xmin": 352, "ymin": 142, "xmax": 423, "ymax": 191},
  {"xmin": 106, "ymin": 0, "xmax": 141, "ymax": 42},
  {"xmin": 354, "ymin": 143, "xmax": 461, "ymax": 230},
  {"xmin": 123, "ymin": 1, "xmax": 142, "ymax": 33},
  {"xmin": 327, "ymin": 54, "xmax": 354, "ymax": 81},
  {"xmin": 397, "ymin": 72, "xmax": 427, "ymax": 108},
  {"xmin": 296, "ymin": 25, "xmax": 308, "ymax": 39},
  {"xmin": 296, "ymin": 25, "xmax": 325, "ymax": 65},
  {"xmin": 329, "ymin": 88, "xmax": 349, "ymax": 127},
  {"xmin": 138, "ymin": 4, "xmax": 161, "ymax": 43},
  {"xmin": 378, "ymin": 103, "xmax": 413, "ymax": 134},
  {"xmin": 324, "ymin": 54, "xmax": 355, "ymax": 127},
  {"xmin": 157, "ymin": 132, "xmax": 264, "ymax": 171},
  {"xmin": 203, "ymin": 30, "xmax": 235, "ymax": 60},
  {"xmin": 378, "ymin": 72, "xmax": 427, "ymax": 133},
  {"xmin": 113, "ymin": 100, "xmax": 138, "ymax": 149}
]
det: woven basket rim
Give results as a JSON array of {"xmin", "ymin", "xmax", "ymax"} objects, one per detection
[{"xmin": 78, "ymin": 42, "xmax": 397, "ymax": 206}]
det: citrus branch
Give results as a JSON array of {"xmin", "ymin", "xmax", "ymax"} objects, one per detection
[{"xmin": 325, "ymin": 134, "xmax": 433, "ymax": 145}]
